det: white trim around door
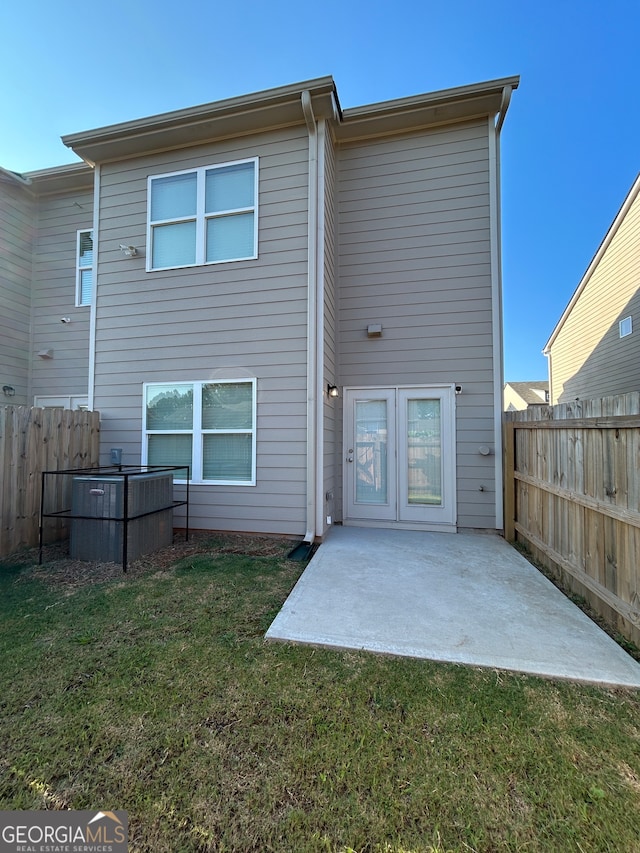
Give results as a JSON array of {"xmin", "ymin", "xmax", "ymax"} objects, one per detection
[{"xmin": 343, "ymin": 385, "xmax": 457, "ymax": 532}]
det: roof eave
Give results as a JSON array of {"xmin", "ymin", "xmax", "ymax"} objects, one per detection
[
  {"xmin": 21, "ymin": 162, "xmax": 94, "ymax": 195},
  {"xmin": 336, "ymin": 75, "xmax": 520, "ymax": 142},
  {"xmin": 62, "ymin": 77, "xmax": 338, "ymax": 165}
]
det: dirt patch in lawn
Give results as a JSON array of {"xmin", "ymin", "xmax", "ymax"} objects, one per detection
[{"xmin": 13, "ymin": 532, "xmax": 295, "ymax": 590}]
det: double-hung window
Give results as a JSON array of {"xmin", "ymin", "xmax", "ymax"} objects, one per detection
[
  {"xmin": 143, "ymin": 379, "xmax": 256, "ymax": 485},
  {"xmin": 76, "ymin": 229, "xmax": 94, "ymax": 306},
  {"xmin": 147, "ymin": 158, "xmax": 258, "ymax": 271}
]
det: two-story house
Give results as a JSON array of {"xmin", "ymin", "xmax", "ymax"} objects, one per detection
[{"xmin": 0, "ymin": 74, "xmax": 518, "ymax": 542}]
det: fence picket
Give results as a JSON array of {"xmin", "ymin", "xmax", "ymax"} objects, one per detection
[{"xmin": 0, "ymin": 406, "xmax": 100, "ymax": 558}]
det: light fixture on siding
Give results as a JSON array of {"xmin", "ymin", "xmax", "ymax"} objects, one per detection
[
  {"xmin": 327, "ymin": 384, "xmax": 339, "ymax": 398},
  {"xmin": 367, "ymin": 324, "xmax": 383, "ymax": 337},
  {"xmin": 37, "ymin": 349, "xmax": 54, "ymax": 359},
  {"xmin": 2, "ymin": 385, "xmax": 15, "ymax": 397},
  {"xmin": 119, "ymin": 243, "xmax": 138, "ymax": 257},
  {"xmin": 60, "ymin": 317, "xmax": 71, "ymax": 323}
]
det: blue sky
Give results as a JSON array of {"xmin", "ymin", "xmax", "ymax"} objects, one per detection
[{"xmin": 2, "ymin": 0, "xmax": 638, "ymax": 381}]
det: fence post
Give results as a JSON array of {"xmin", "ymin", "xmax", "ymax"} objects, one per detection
[{"xmin": 503, "ymin": 419, "xmax": 516, "ymax": 542}]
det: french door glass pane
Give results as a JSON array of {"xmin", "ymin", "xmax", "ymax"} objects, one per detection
[
  {"xmin": 152, "ymin": 221, "xmax": 196, "ymax": 268},
  {"xmin": 146, "ymin": 384, "xmax": 193, "ymax": 430},
  {"xmin": 202, "ymin": 382, "xmax": 252, "ymax": 429},
  {"xmin": 407, "ymin": 398, "xmax": 442, "ymax": 505},
  {"xmin": 203, "ymin": 434, "xmax": 252, "ymax": 481},
  {"xmin": 206, "ymin": 212, "xmax": 254, "ymax": 262},
  {"xmin": 151, "ymin": 173, "xmax": 197, "ymax": 220},
  {"xmin": 147, "ymin": 434, "xmax": 192, "ymax": 472},
  {"xmin": 205, "ymin": 162, "xmax": 254, "ymax": 212},
  {"xmin": 355, "ymin": 399, "xmax": 388, "ymax": 504}
]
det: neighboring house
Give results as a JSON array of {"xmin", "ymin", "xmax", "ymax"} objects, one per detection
[
  {"xmin": 503, "ymin": 381, "xmax": 549, "ymax": 411},
  {"xmin": 544, "ymin": 173, "xmax": 640, "ymax": 404},
  {"xmin": 0, "ymin": 74, "xmax": 518, "ymax": 540}
]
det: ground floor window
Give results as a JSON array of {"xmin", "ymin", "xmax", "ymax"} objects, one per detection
[{"xmin": 142, "ymin": 379, "xmax": 256, "ymax": 485}]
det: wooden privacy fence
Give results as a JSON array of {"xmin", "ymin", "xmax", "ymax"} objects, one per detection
[
  {"xmin": 504, "ymin": 393, "xmax": 640, "ymax": 647},
  {"xmin": 0, "ymin": 406, "xmax": 100, "ymax": 558}
]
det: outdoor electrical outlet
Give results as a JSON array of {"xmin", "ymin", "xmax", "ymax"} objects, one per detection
[
  {"xmin": 110, "ymin": 448, "xmax": 122, "ymax": 465},
  {"xmin": 327, "ymin": 515, "xmax": 332, "ymax": 525}
]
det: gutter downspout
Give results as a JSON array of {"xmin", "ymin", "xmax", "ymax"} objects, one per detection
[
  {"xmin": 87, "ymin": 164, "xmax": 100, "ymax": 412},
  {"xmin": 489, "ymin": 85, "xmax": 512, "ymax": 530},
  {"xmin": 315, "ymin": 118, "xmax": 327, "ymax": 538},
  {"xmin": 302, "ymin": 90, "xmax": 318, "ymax": 545}
]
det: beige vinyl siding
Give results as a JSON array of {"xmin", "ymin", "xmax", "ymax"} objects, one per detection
[
  {"xmin": 93, "ymin": 126, "xmax": 310, "ymax": 536},
  {"xmin": 549, "ymin": 190, "xmax": 640, "ymax": 403},
  {"xmin": 30, "ymin": 188, "xmax": 94, "ymax": 401},
  {"xmin": 337, "ymin": 120, "xmax": 497, "ymax": 529},
  {"xmin": 0, "ymin": 180, "xmax": 33, "ymax": 404}
]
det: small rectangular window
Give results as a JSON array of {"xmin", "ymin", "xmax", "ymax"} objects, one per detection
[
  {"xmin": 147, "ymin": 159, "xmax": 258, "ymax": 271},
  {"xmin": 142, "ymin": 379, "xmax": 256, "ymax": 485},
  {"xmin": 76, "ymin": 230, "xmax": 94, "ymax": 306},
  {"xmin": 619, "ymin": 316, "xmax": 633, "ymax": 338}
]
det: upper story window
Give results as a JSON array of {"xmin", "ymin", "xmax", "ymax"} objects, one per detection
[
  {"xmin": 147, "ymin": 158, "xmax": 258, "ymax": 271},
  {"xmin": 76, "ymin": 230, "xmax": 94, "ymax": 306}
]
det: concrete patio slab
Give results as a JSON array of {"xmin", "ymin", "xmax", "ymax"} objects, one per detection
[{"xmin": 266, "ymin": 526, "xmax": 640, "ymax": 688}]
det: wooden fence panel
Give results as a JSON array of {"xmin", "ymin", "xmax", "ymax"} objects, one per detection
[
  {"xmin": 0, "ymin": 406, "xmax": 100, "ymax": 558},
  {"xmin": 504, "ymin": 393, "xmax": 640, "ymax": 647}
]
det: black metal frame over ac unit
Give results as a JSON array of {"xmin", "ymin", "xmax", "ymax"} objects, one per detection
[{"xmin": 39, "ymin": 464, "xmax": 189, "ymax": 572}]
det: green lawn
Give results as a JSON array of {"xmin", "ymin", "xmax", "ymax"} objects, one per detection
[{"xmin": 1, "ymin": 536, "xmax": 639, "ymax": 853}]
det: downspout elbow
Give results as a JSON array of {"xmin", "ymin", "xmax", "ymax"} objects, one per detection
[{"xmin": 496, "ymin": 84, "xmax": 513, "ymax": 135}]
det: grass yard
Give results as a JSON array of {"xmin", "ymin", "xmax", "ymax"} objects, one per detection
[{"xmin": 1, "ymin": 534, "xmax": 639, "ymax": 853}]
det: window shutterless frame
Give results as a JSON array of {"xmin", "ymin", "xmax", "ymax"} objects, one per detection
[
  {"xmin": 146, "ymin": 158, "xmax": 259, "ymax": 272},
  {"xmin": 141, "ymin": 379, "xmax": 257, "ymax": 485},
  {"xmin": 76, "ymin": 229, "xmax": 94, "ymax": 306}
]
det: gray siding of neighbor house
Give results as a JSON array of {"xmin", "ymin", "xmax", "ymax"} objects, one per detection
[
  {"xmin": 0, "ymin": 180, "xmax": 33, "ymax": 404},
  {"xmin": 93, "ymin": 126, "xmax": 311, "ymax": 536},
  {"xmin": 30, "ymin": 188, "xmax": 94, "ymax": 402},
  {"xmin": 549, "ymin": 189, "xmax": 640, "ymax": 403},
  {"xmin": 337, "ymin": 119, "xmax": 498, "ymax": 529}
]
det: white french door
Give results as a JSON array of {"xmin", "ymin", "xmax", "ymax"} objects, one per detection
[{"xmin": 344, "ymin": 386, "xmax": 456, "ymax": 527}]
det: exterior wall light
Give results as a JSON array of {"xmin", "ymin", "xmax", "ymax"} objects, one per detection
[
  {"xmin": 327, "ymin": 384, "xmax": 339, "ymax": 398},
  {"xmin": 3, "ymin": 385, "xmax": 15, "ymax": 397},
  {"xmin": 119, "ymin": 243, "xmax": 138, "ymax": 257}
]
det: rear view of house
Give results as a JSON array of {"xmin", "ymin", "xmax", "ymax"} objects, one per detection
[{"xmin": 0, "ymin": 75, "xmax": 518, "ymax": 541}]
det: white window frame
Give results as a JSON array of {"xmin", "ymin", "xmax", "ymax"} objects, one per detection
[
  {"xmin": 146, "ymin": 158, "xmax": 259, "ymax": 272},
  {"xmin": 34, "ymin": 395, "xmax": 89, "ymax": 410},
  {"xmin": 76, "ymin": 229, "xmax": 94, "ymax": 306},
  {"xmin": 142, "ymin": 379, "xmax": 257, "ymax": 485},
  {"xmin": 619, "ymin": 316, "xmax": 633, "ymax": 338}
]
